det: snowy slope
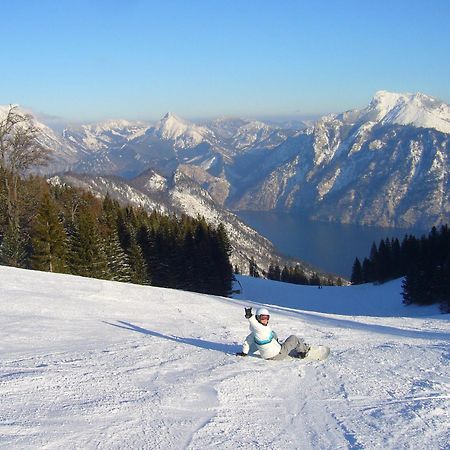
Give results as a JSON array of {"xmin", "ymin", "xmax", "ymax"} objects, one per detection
[{"xmin": 1, "ymin": 266, "xmax": 449, "ymax": 449}]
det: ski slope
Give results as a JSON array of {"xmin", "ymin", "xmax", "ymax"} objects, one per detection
[{"xmin": 1, "ymin": 266, "xmax": 449, "ymax": 449}]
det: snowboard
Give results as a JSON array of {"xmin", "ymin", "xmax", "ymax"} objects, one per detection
[{"xmin": 296, "ymin": 345, "xmax": 330, "ymax": 361}]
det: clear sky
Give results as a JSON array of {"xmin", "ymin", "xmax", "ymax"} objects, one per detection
[{"xmin": 1, "ymin": 0, "xmax": 450, "ymax": 123}]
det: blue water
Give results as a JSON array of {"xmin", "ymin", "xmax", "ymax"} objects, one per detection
[{"xmin": 237, "ymin": 211, "xmax": 427, "ymax": 278}]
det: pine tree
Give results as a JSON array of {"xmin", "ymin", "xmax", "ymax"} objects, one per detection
[
  {"xmin": 351, "ymin": 257, "xmax": 363, "ymax": 284},
  {"xmin": 391, "ymin": 238, "xmax": 402, "ymax": 278},
  {"xmin": 310, "ymin": 272, "xmax": 321, "ymax": 286},
  {"xmin": 192, "ymin": 219, "xmax": 216, "ymax": 293},
  {"xmin": 213, "ymin": 223, "xmax": 233, "ymax": 296},
  {"xmin": 362, "ymin": 257, "xmax": 371, "ymax": 283},
  {"xmin": 249, "ymin": 257, "xmax": 260, "ymax": 278},
  {"xmin": 0, "ymin": 221, "xmax": 27, "ymax": 267},
  {"xmin": 31, "ymin": 192, "xmax": 68, "ymax": 273},
  {"xmin": 69, "ymin": 209, "xmax": 109, "ymax": 279},
  {"xmin": 368, "ymin": 242, "xmax": 379, "ymax": 281},
  {"xmin": 268, "ymin": 263, "xmax": 282, "ymax": 281},
  {"xmin": 280, "ymin": 265, "xmax": 289, "ymax": 282},
  {"xmin": 103, "ymin": 230, "xmax": 131, "ymax": 282},
  {"xmin": 377, "ymin": 238, "xmax": 392, "ymax": 282},
  {"xmin": 284, "ymin": 265, "xmax": 310, "ymax": 285},
  {"xmin": 179, "ymin": 229, "xmax": 196, "ymax": 291},
  {"xmin": 127, "ymin": 233, "xmax": 149, "ymax": 285}
]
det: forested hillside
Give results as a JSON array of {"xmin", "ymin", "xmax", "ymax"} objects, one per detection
[{"xmin": 0, "ymin": 175, "xmax": 233, "ymax": 296}]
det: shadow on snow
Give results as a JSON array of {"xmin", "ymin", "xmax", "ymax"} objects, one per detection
[
  {"xmin": 104, "ymin": 320, "xmax": 240, "ymax": 355},
  {"xmin": 270, "ymin": 307, "xmax": 450, "ymax": 342}
]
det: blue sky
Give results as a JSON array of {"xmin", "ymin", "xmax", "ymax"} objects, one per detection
[{"xmin": 2, "ymin": 0, "xmax": 450, "ymax": 122}]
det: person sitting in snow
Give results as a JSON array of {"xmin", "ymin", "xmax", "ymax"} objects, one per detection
[{"xmin": 236, "ymin": 307, "xmax": 310, "ymax": 360}]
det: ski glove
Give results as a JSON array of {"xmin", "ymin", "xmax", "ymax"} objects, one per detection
[
  {"xmin": 244, "ymin": 307, "xmax": 252, "ymax": 319},
  {"xmin": 236, "ymin": 352, "xmax": 248, "ymax": 357}
]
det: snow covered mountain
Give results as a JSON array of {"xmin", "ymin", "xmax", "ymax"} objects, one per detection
[
  {"xmin": 60, "ymin": 92, "xmax": 450, "ymax": 229},
  {"xmin": 360, "ymin": 90, "xmax": 450, "ymax": 133},
  {"xmin": 63, "ymin": 119, "xmax": 149, "ymax": 152},
  {"xmin": 1, "ymin": 266, "xmax": 448, "ymax": 449},
  {"xmin": 228, "ymin": 91, "xmax": 450, "ymax": 229},
  {"xmin": 62, "ymin": 119, "xmax": 151, "ymax": 177},
  {"xmin": 148, "ymin": 112, "xmax": 213, "ymax": 148},
  {"xmin": 61, "ymin": 113, "xmax": 290, "ymax": 179}
]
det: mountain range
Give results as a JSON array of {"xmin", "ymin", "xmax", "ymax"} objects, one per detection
[
  {"xmin": 2, "ymin": 91, "xmax": 449, "ymax": 272},
  {"xmin": 8, "ymin": 90, "xmax": 447, "ymax": 231}
]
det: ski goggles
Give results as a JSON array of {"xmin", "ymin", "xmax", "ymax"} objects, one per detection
[{"xmin": 258, "ymin": 315, "xmax": 270, "ymax": 320}]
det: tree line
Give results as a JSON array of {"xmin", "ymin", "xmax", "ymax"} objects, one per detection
[
  {"xmin": 0, "ymin": 106, "xmax": 233, "ymax": 296},
  {"xmin": 351, "ymin": 225, "xmax": 450, "ymax": 311},
  {"xmin": 248, "ymin": 257, "xmax": 342, "ymax": 286}
]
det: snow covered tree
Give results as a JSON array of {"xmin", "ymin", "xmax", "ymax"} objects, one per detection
[
  {"xmin": 99, "ymin": 195, "xmax": 132, "ymax": 282},
  {"xmin": 103, "ymin": 230, "xmax": 131, "ymax": 282}
]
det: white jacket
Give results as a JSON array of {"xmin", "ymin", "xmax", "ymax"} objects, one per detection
[{"xmin": 242, "ymin": 315, "xmax": 281, "ymax": 359}]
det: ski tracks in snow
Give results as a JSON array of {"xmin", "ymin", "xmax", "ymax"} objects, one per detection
[
  {"xmin": 0, "ymin": 328, "xmax": 341, "ymax": 449},
  {"xmin": 1, "ymin": 316, "xmax": 449, "ymax": 449},
  {"xmin": 308, "ymin": 330, "xmax": 450, "ymax": 449}
]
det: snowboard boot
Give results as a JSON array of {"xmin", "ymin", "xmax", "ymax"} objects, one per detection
[{"xmin": 296, "ymin": 344, "xmax": 310, "ymax": 359}]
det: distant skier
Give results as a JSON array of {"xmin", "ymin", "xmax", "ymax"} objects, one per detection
[{"xmin": 236, "ymin": 307, "xmax": 310, "ymax": 360}]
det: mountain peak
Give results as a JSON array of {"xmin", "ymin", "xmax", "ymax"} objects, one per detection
[
  {"xmin": 365, "ymin": 90, "xmax": 450, "ymax": 133},
  {"xmin": 152, "ymin": 112, "xmax": 210, "ymax": 147},
  {"xmin": 157, "ymin": 112, "xmax": 188, "ymax": 137},
  {"xmin": 161, "ymin": 111, "xmax": 183, "ymax": 122}
]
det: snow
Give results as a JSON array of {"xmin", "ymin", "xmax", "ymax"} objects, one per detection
[
  {"xmin": 1, "ymin": 266, "xmax": 449, "ymax": 449},
  {"xmin": 366, "ymin": 91, "xmax": 450, "ymax": 134},
  {"xmin": 144, "ymin": 172, "xmax": 167, "ymax": 191},
  {"xmin": 154, "ymin": 112, "xmax": 208, "ymax": 147}
]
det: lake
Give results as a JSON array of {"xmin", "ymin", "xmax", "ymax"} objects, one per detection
[{"xmin": 237, "ymin": 211, "xmax": 427, "ymax": 279}]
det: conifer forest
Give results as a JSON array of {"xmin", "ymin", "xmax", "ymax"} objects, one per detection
[
  {"xmin": 351, "ymin": 226, "xmax": 450, "ymax": 311},
  {"xmin": 0, "ymin": 172, "xmax": 234, "ymax": 296}
]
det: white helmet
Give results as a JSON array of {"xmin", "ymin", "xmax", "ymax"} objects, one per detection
[{"xmin": 256, "ymin": 307, "xmax": 270, "ymax": 317}]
